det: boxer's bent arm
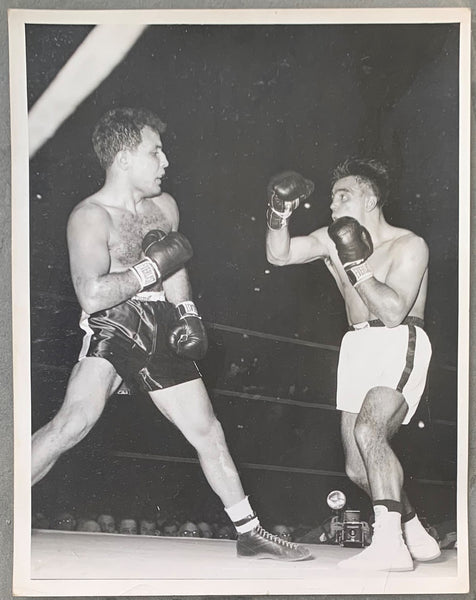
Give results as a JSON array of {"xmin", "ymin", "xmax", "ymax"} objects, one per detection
[
  {"xmin": 67, "ymin": 204, "xmax": 141, "ymax": 314},
  {"xmin": 155, "ymin": 198, "xmax": 193, "ymax": 303},
  {"xmin": 266, "ymin": 227, "xmax": 329, "ymax": 266},
  {"xmin": 353, "ymin": 235, "xmax": 429, "ymax": 327},
  {"xmin": 162, "ymin": 266, "xmax": 193, "ymax": 304}
]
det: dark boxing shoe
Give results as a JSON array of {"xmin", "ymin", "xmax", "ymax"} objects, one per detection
[{"xmin": 237, "ymin": 525, "xmax": 313, "ymax": 561}]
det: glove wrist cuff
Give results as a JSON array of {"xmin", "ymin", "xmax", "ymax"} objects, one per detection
[
  {"xmin": 175, "ymin": 301, "xmax": 201, "ymax": 319},
  {"xmin": 266, "ymin": 207, "xmax": 289, "ymax": 230},
  {"xmin": 345, "ymin": 261, "xmax": 373, "ymax": 287},
  {"xmin": 130, "ymin": 258, "xmax": 161, "ymax": 290}
]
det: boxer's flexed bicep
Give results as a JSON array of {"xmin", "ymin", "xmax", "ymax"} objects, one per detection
[
  {"xmin": 290, "ymin": 228, "xmax": 330, "ymax": 263},
  {"xmin": 67, "ymin": 203, "xmax": 111, "ymax": 311}
]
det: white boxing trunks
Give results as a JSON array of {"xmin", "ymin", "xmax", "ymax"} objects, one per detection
[{"xmin": 336, "ymin": 318, "xmax": 432, "ymax": 425}]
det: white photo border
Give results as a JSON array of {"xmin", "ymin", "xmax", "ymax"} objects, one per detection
[{"xmin": 9, "ymin": 6, "xmax": 471, "ymax": 597}]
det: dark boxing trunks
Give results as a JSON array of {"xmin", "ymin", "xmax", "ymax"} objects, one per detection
[{"xmin": 79, "ymin": 295, "xmax": 201, "ymax": 392}]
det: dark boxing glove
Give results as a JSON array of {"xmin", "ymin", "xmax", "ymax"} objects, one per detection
[
  {"xmin": 130, "ymin": 230, "xmax": 193, "ymax": 291},
  {"xmin": 328, "ymin": 217, "xmax": 374, "ymax": 287},
  {"xmin": 266, "ymin": 171, "xmax": 315, "ymax": 230},
  {"xmin": 167, "ymin": 301, "xmax": 208, "ymax": 360}
]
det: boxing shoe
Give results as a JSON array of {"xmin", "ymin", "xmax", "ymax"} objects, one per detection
[
  {"xmin": 403, "ymin": 515, "xmax": 441, "ymax": 561},
  {"xmin": 337, "ymin": 511, "xmax": 413, "ymax": 572},
  {"xmin": 237, "ymin": 525, "xmax": 313, "ymax": 561}
]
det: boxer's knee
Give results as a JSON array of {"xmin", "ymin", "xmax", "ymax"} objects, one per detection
[
  {"xmin": 353, "ymin": 414, "xmax": 380, "ymax": 456},
  {"xmin": 189, "ymin": 415, "xmax": 226, "ymax": 455}
]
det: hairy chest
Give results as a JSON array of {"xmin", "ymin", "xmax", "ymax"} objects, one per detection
[{"xmin": 108, "ymin": 207, "xmax": 171, "ymax": 267}]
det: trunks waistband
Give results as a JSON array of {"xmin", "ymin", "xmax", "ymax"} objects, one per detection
[
  {"xmin": 349, "ymin": 316, "xmax": 424, "ymax": 331},
  {"xmin": 132, "ymin": 291, "xmax": 166, "ymax": 302}
]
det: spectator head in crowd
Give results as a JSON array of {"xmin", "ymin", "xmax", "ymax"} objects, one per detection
[
  {"xmin": 76, "ymin": 518, "xmax": 101, "ymax": 532},
  {"xmin": 162, "ymin": 519, "xmax": 179, "ymax": 537},
  {"xmin": 97, "ymin": 513, "xmax": 116, "ymax": 534},
  {"xmin": 118, "ymin": 517, "xmax": 138, "ymax": 535},
  {"xmin": 271, "ymin": 524, "xmax": 293, "ymax": 541},
  {"xmin": 178, "ymin": 521, "xmax": 201, "ymax": 537},
  {"xmin": 51, "ymin": 511, "xmax": 76, "ymax": 531},
  {"xmin": 215, "ymin": 524, "xmax": 236, "ymax": 540},
  {"xmin": 198, "ymin": 521, "xmax": 213, "ymax": 539},
  {"xmin": 140, "ymin": 517, "xmax": 157, "ymax": 536}
]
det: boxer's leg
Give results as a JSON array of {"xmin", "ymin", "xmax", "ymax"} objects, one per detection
[
  {"xmin": 341, "ymin": 411, "xmax": 371, "ymax": 494},
  {"xmin": 353, "ymin": 386, "xmax": 408, "ymax": 502},
  {"xmin": 149, "ymin": 378, "xmax": 245, "ymax": 507},
  {"xmin": 341, "ymin": 393, "xmax": 440, "ymax": 565},
  {"xmin": 32, "ymin": 357, "xmax": 122, "ymax": 485},
  {"xmin": 341, "ymin": 411, "xmax": 415, "ymax": 516},
  {"xmin": 149, "ymin": 378, "xmax": 312, "ymax": 561},
  {"xmin": 338, "ymin": 386, "xmax": 414, "ymax": 571}
]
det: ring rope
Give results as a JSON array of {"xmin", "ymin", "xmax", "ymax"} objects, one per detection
[
  {"xmin": 208, "ymin": 322, "xmax": 339, "ymax": 352},
  {"xmin": 110, "ymin": 450, "xmax": 455, "ymax": 487},
  {"xmin": 214, "ymin": 388, "xmax": 335, "ymax": 411}
]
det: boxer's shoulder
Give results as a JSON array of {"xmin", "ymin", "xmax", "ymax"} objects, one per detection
[
  {"xmin": 148, "ymin": 192, "xmax": 179, "ymax": 229},
  {"xmin": 379, "ymin": 227, "xmax": 428, "ymax": 258},
  {"xmin": 67, "ymin": 195, "xmax": 111, "ymax": 236}
]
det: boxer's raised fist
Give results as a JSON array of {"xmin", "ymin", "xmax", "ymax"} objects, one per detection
[{"xmin": 266, "ymin": 171, "xmax": 314, "ymax": 230}]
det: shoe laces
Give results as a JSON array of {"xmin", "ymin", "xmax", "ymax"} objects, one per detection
[{"xmin": 256, "ymin": 525, "xmax": 299, "ymax": 549}]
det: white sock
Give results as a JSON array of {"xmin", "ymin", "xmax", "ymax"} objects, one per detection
[{"xmin": 224, "ymin": 496, "xmax": 260, "ymax": 534}]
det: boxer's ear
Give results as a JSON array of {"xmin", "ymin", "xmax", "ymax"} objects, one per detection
[
  {"xmin": 116, "ymin": 149, "xmax": 130, "ymax": 170},
  {"xmin": 365, "ymin": 193, "xmax": 378, "ymax": 212}
]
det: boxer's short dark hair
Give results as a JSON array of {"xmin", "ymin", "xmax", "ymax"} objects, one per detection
[
  {"xmin": 92, "ymin": 107, "xmax": 166, "ymax": 170},
  {"xmin": 332, "ymin": 158, "xmax": 391, "ymax": 208}
]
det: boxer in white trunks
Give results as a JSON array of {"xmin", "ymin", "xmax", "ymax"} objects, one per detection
[{"xmin": 265, "ymin": 160, "xmax": 441, "ymax": 571}]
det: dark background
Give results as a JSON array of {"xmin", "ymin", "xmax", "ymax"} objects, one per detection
[{"xmin": 28, "ymin": 23, "xmax": 458, "ymax": 529}]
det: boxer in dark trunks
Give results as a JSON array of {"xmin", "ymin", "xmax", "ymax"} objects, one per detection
[
  {"xmin": 31, "ymin": 107, "xmax": 311, "ymax": 561},
  {"xmin": 266, "ymin": 160, "xmax": 440, "ymax": 571}
]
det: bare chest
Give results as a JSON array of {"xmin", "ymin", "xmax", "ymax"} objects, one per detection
[
  {"xmin": 327, "ymin": 242, "xmax": 394, "ymax": 285},
  {"xmin": 108, "ymin": 208, "xmax": 171, "ymax": 268}
]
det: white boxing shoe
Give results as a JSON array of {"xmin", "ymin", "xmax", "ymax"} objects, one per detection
[
  {"xmin": 337, "ymin": 533, "xmax": 414, "ymax": 572},
  {"xmin": 338, "ymin": 508, "xmax": 413, "ymax": 572},
  {"xmin": 403, "ymin": 516, "xmax": 441, "ymax": 562}
]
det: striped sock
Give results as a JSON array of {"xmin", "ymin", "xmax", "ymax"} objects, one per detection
[{"xmin": 224, "ymin": 496, "xmax": 260, "ymax": 534}]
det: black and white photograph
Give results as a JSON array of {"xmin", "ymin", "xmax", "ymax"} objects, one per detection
[{"xmin": 9, "ymin": 7, "xmax": 471, "ymax": 596}]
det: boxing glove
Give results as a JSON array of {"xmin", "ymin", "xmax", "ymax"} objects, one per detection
[
  {"xmin": 328, "ymin": 217, "xmax": 374, "ymax": 286},
  {"xmin": 167, "ymin": 301, "xmax": 208, "ymax": 360},
  {"xmin": 130, "ymin": 230, "xmax": 193, "ymax": 291},
  {"xmin": 266, "ymin": 171, "xmax": 314, "ymax": 230}
]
